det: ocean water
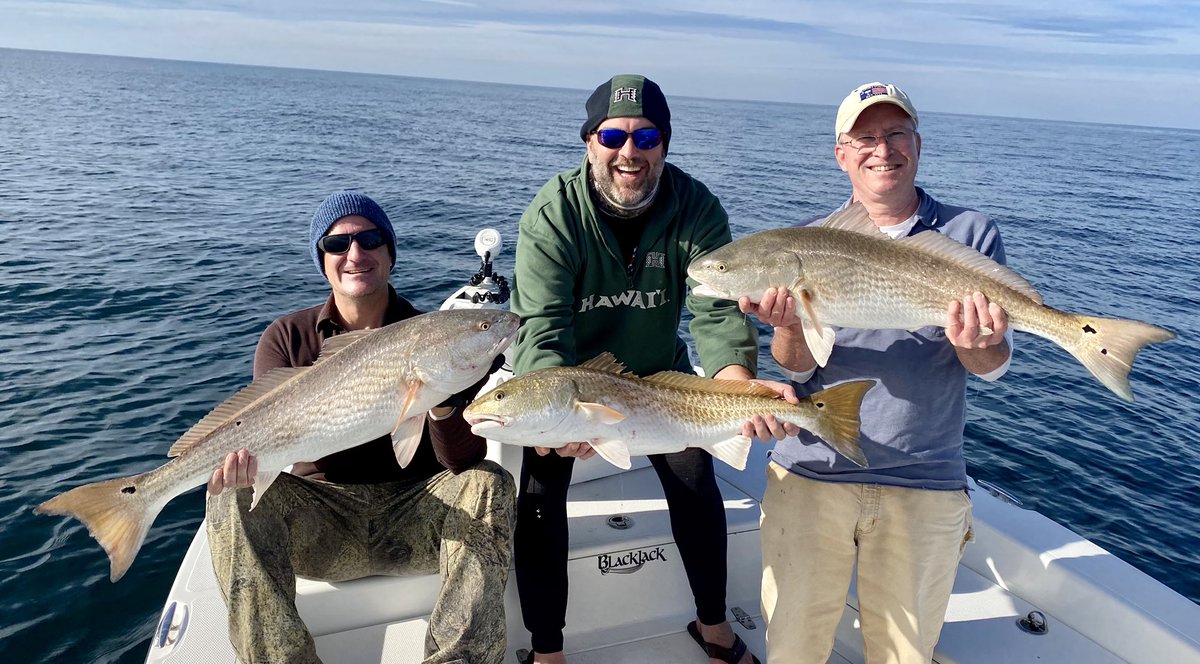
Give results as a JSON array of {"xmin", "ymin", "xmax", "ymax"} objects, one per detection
[{"xmin": 1, "ymin": 48, "xmax": 1197, "ymax": 662}]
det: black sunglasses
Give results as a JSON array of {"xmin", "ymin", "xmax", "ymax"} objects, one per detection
[
  {"xmin": 595, "ymin": 127, "xmax": 663, "ymax": 150},
  {"xmin": 317, "ymin": 228, "xmax": 388, "ymax": 255}
]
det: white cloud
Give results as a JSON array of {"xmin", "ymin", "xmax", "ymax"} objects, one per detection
[{"xmin": 0, "ymin": 0, "xmax": 1197, "ymax": 128}]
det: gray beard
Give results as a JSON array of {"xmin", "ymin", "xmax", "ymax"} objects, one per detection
[{"xmin": 589, "ymin": 172, "xmax": 659, "ymax": 219}]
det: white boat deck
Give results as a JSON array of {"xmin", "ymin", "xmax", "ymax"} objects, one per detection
[{"xmin": 146, "ymin": 441, "xmax": 1200, "ymax": 663}]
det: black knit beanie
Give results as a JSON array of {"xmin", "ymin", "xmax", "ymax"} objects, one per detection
[{"xmin": 580, "ymin": 74, "xmax": 671, "ymax": 153}]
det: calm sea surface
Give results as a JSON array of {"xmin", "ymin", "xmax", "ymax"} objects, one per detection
[{"xmin": 1, "ymin": 49, "xmax": 1198, "ymax": 662}]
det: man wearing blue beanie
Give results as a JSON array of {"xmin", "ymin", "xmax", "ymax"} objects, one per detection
[
  {"xmin": 308, "ymin": 190, "xmax": 398, "ymax": 276},
  {"xmin": 205, "ymin": 190, "xmax": 514, "ymax": 663}
]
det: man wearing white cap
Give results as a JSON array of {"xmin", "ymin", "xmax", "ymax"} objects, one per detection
[{"xmin": 739, "ymin": 83, "xmax": 1014, "ymax": 662}]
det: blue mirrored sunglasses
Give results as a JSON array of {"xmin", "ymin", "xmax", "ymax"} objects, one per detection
[
  {"xmin": 317, "ymin": 228, "xmax": 388, "ymax": 255},
  {"xmin": 595, "ymin": 127, "xmax": 663, "ymax": 150}
]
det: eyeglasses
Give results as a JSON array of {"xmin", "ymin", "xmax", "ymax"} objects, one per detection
[
  {"xmin": 839, "ymin": 129, "xmax": 913, "ymax": 152},
  {"xmin": 317, "ymin": 228, "xmax": 388, "ymax": 255},
  {"xmin": 594, "ymin": 127, "xmax": 663, "ymax": 150}
]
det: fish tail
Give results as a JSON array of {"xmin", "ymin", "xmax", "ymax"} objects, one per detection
[
  {"xmin": 796, "ymin": 380, "xmax": 873, "ymax": 467},
  {"xmin": 1058, "ymin": 313, "xmax": 1175, "ymax": 402},
  {"xmin": 34, "ymin": 470, "xmax": 164, "ymax": 582}
]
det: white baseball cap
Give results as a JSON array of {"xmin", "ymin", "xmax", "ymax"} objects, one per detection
[{"xmin": 834, "ymin": 82, "xmax": 918, "ymax": 138}]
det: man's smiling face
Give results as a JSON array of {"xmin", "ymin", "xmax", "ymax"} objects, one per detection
[
  {"xmin": 586, "ymin": 116, "xmax": 666, "ymax": 212},
  {"xmin": 321, "ymin": 215, "xmax": 391, "ymax": 300},
  {"xmin": 835, "ymin": 103, "xmax": 921, "ymax": 206}
]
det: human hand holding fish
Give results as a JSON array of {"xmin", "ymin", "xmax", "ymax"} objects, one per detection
[
  {"xmin": 713, "ymin": 365, "xmax": 802, "ymax": 442},
  {"xmin": 737, "ymin": 286, "xmax": 801, "ymax": 329},
  {"xmin": 947, "ymin": 292, "xmax": 1009, "ymax": 350},
  {"xmin": 737, "ymin": 287, "xmax": 819, "ymax": 378},
  {"xmin": 536, "ymin": 442, "xmax": 597, "ymax": 460},
  {"xmin": 947, "ymin": 292, "xmax": 1012, "ymax": 376},
  {"xmin": 739, "ymin": 379, "xmax": 803, "ymax": 442},
  {"xmin": 206, "ymin": 448, "xmax": 258, "ymax": 496}
]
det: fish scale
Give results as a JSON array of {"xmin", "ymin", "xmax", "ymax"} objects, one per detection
[
  {"xmin": 799, "ymin": 228, "xmax": 1031, "ymax": 329},
  {"xmin": 566, "ymin": 370, "xmax": 832, "ymax": 453}
]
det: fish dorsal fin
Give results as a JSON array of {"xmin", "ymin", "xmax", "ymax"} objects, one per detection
[
  {"xmin": 898, "ymin": 232, "xmax": 1044, "ymax": 305},
  {"xmin": 312, "ymin": 329, "xmax": 376, "ymax": 367},
  {"xmin": 820, "ymin": 203, "xmax": 880, "ymax": 236},
  {"xmin": 167, "ymin": 367, "xmax": 306, "ymax": 457},
  {"xmin": 644, "ymin": 371, "xmax": 780, "ymax": 398},
  {"xmin": 579, "ymin": 352, "xmax": 632, "ymax": 376}
]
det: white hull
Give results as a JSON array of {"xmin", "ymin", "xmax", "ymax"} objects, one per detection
[{"xmin": 145, "ymin": 433, "xmax": 1200, "ymax": 663}]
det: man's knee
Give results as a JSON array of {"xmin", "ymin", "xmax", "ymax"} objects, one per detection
[
  {"xmin": 456, "ymin": 459, "xmax": 516, "ymax": 510},
  {"xmin": 205, "ymin": 479, "xmax": 299, "ymax": 555}
]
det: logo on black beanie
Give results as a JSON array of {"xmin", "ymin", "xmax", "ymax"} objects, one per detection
[{"xmin": 614, "ymin": 87, "xmax": 638, "ymax": 103}]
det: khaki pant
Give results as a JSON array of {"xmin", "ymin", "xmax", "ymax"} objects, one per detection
[
  {"xmin": 206, "ymin": 461, "xmax": 515, "ymax": 664},
  {"xmin": 760, "ymin": 463, "xmax": 972, "ymax": 664}
]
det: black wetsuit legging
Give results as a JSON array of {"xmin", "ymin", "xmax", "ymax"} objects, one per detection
[{"xmin": 514, "ymin": 444, "xmax": 729, "ymax": 654}]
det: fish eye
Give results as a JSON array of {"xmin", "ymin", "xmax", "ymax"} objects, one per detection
[
  {"xmin": 494, "ymin": 391, "xmax": 505, "ymax": 401},
  {"xmin": 716, "ymin": 262, "xmax": 728, "ymax": 273},
  {"xmin": 479, "ymin": 321, "xmax": 491, "ymax": 331}
]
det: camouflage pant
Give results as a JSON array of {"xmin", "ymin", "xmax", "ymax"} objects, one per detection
[{"xmin": 206, "ymin": 461, "xmax": 515, "ymax": 664}]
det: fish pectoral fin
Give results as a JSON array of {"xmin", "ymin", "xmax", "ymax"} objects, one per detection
[
  {"xmin": 589, "ymin": 439, "xmax": 632, "ymax": 469},
  {"xmin": 391, "ymin": 416, "xmax": 426, "ymax": 468},
  {"xmin": 576, "ymin": 402, "xmax": 626, "ymax": 425},
  {"xmin": 249, "ymin": 469, "xmax": 283, "ymax": 511},
  {"xmin": 708, "ymin": 435, "xmax": 753, "ymax": 471},
  {"xmin": 798, "ymin": 289, "xmax": 835, "ymax": 367},
  {"xmin": 398, "ymin": 381, "xmax": 424, "ymax": 420}
]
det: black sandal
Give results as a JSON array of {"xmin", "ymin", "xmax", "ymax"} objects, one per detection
[{"xmin": 687, "ymin": 620, "xmax": 762, "ymax": 664}]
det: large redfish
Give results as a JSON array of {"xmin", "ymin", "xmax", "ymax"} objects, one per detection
[
  {"xmin": 36, "ymin": 309, "xmax": 519, "ymax": 581},
  {"xmin": 687, "ymin": 204, "xmax": 1174, "ymax": 402},
  {"xmin": 463, "ymin": 352, "xmax": 872, "ymax": 470}
]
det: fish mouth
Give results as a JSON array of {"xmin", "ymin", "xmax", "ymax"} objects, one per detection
[
  {"xmin": 491, "ymin": 335, "xmax": 515, "ymax": 356},
  {"xmin": 691, "ymin": 284, "xmax": 726, "ymax": 298},
  {"xmin": 464, "ymin": 413, "xmax": 508, "ymax": 434},
  {"xmin": 490, "ymin": 319, "xmax": 520, "ymax": 355}
]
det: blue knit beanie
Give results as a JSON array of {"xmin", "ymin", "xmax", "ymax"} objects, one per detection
[{"xmin": 309, "ymin": 190, "xmax": 397, "ymax": 275}]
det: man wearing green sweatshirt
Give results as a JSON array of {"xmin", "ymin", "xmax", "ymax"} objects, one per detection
[{"xmin": 511, "ymin": 74, "xmax": 790, "ymax": 664}]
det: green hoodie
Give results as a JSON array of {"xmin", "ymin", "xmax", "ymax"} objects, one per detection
[{"xmin": 512, "ymin": 156, "xmax": 757, "ymax": 378}]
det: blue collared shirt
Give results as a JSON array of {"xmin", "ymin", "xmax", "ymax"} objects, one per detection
[{"xmin": 771, "ymin": 187, "xmax": 1008, "ymax": 490}]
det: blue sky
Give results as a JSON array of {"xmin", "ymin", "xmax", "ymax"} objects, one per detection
[{"xmin": 3, "ymin": 1, "xmax": 1199, "ymax": 129}]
